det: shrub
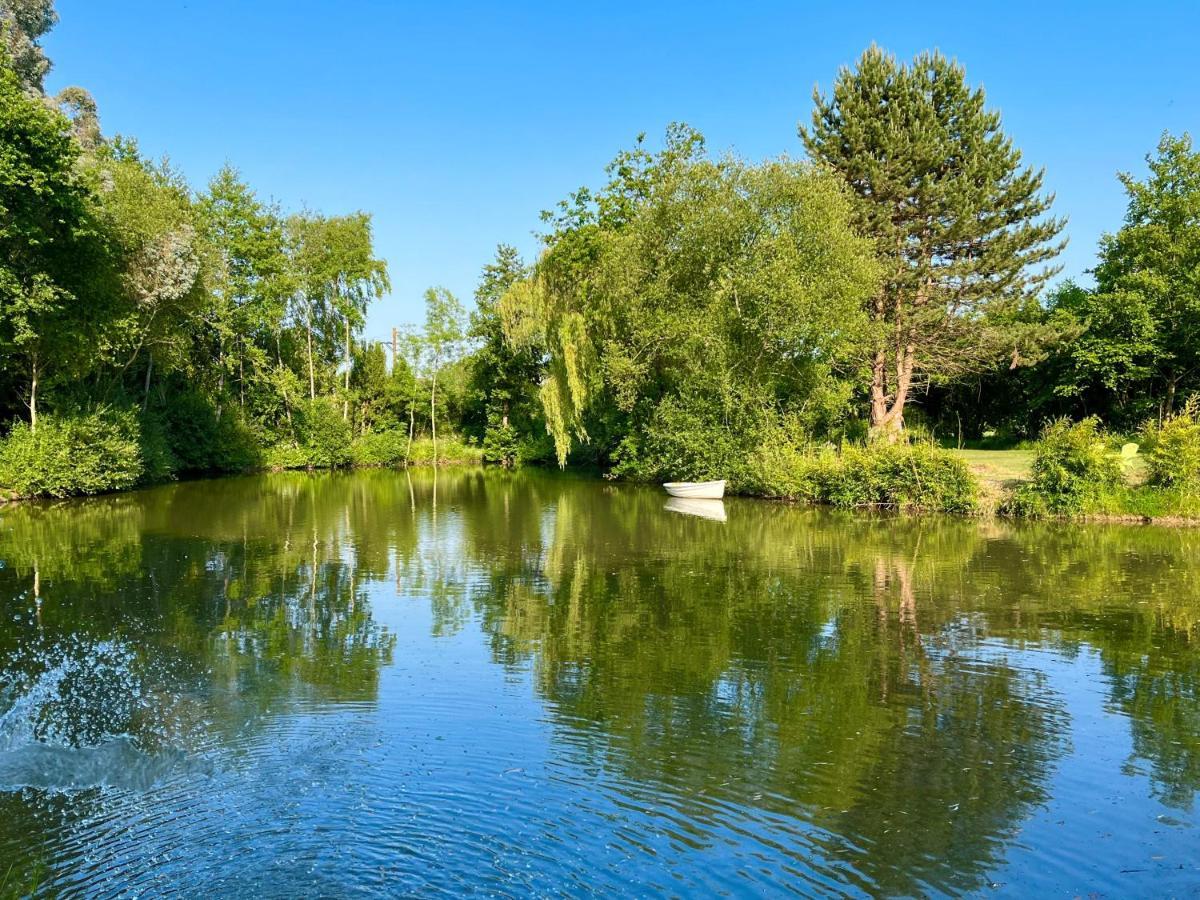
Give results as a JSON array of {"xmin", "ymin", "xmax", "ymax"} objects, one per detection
[
  {"xmin": 405, "ymin": 435, "xmax": 482, "ymax": 466},
  {"xmin": 351, "ymin": 428, "xmax": 410, "ymax": 466},
  {"xmin": 0, "ymin": 410, "xmax": 146, "ymax": 498},
  {"xmin": 744, "ymin": 435, "xmax": 977, "ymax": 513},
  {"xmin": 1142, "ymin": 398, "xmax": 1200, "ymax": 492},
  {"xmin": 482, "ymin": 422, "xmax": 520, "ymax": 467},
  {"xmin": 743, "ymin": 433, "xmax": 831, "ymax": 501},
  {"xmin": 1007, "ymin": 417, "xmax": 1124, "ymax": 516},
  {"xmin": 610, "ymin": 397, "xmax": 757, "ymax": 485},
  {"xmin": 158, "ymin": 390, "xmax": 261, "ymax": 473},
  {"xmin": 827, "ymin": 442, "xmax": 977, "ymax": 512},
  {"xmin": 294, "ymin": 397, "xmax": 352, "ymax": 468}
]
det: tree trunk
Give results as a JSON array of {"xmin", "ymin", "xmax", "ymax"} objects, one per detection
[
  {"xmin": 143, "ymin": 355, "xmax": 153, "ymax": 410},
  {"xmin": 868, "ymin": 343, "xmax": 915, "ymax": 443},
  {"xmin": 216, "ymin": 338, "xmax": 225, "ymax": 422},
  {"xmin": 29, "ymin": 351, "xmax": 38, "ymax": 433},
  {"xmin": 406, "ymin": 404, "xmax": 414, "ymax": 467},
  {"xmin": 343, "ymin": 317, "xmax": 351, "ymax": 422},
  {"xmin": 277, "ymin": 335, "xmax": 293, "ymax": 429},
  {"xmin": 306, "ymin": 306, "xmax": 316, "ymax": 400},
  {"xmin": 1165, "ymin": 373, "xmax": 1178, "ymax": 418},
  {"xmin": 430, "ymin": 370, "xmax": 438, "ymax": 466}
]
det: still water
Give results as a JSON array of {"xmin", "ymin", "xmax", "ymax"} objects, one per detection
[{"xmin": 1, "ymin": 468, "xmax": 1198, "ymax": 896}]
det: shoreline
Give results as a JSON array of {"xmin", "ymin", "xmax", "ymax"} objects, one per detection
[{"xmin": 6, "ymin": 463, "xmax": 1200, "ymax": 527}]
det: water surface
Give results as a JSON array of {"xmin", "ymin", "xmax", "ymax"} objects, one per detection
[{"xmin": 1, "ymin": 469, "xmax": 1199, "ymax": 896}]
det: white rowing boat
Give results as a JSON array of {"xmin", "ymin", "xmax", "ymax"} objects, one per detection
[{"xmin": 662, "ymin": 480, "xmax": 726, "ymax": 499}]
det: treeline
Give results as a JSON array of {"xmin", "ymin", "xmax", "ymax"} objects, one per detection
[
  {"xmin": 5, "ymin": 3, "xmax": 1200, "ymax": 512},
  {"xmin": 463, "ymin": 47, "xmax": 1200, "ymax": 513},
  {"xmin": 0, "ymin": 2, "xmax": 487, "ymax": 498}
]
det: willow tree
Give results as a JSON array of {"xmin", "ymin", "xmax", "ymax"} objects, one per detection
[
  {"xmin": 802, "ymin": 47, "xmax": 1065, "ymax": 441},
  {"xmin": 501, "ymin": 126, "xmax": 879, "ymax": 472}
]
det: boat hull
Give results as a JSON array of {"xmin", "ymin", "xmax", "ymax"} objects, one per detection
[{"xmin": 663, "ymin": 480, "xmax": 726, "ymax": 500}]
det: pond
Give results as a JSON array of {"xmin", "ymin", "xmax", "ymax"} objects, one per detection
[{"xmin": 1, "ymin": 468, "xmax": 1198, "ymax": 896}]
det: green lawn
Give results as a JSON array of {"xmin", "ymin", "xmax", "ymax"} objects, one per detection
[
  {"xmin": 949, "ymin": 449, "xmax": 1036, "ymax": 491},
  {"xmin": 949, "ymin": 447, "xmax": 1150, "ymax": 499}
]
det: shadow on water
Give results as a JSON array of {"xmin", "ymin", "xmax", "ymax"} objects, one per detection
[{"xmin": 1, "ymin": 468, "xmax": 1199, "ymax": 894}]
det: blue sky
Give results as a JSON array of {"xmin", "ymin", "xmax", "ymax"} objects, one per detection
[{"xmin": 45, "ymin": 1, "xmax": 1200, "ymax": 343}]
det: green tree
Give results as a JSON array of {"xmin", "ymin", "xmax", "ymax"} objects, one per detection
[
  {"xmin": 1088, "ymin": 132, "xmax": 1200, "ymax": 419},
  {"xmin": 463, "ymin": 244, "xmax": 544, "ymax": 463},
  {"xmin": 94, "ymin": 139, "xmax": 205, "ymax": 408},
  {"xmin": 0, "ymin": 62, "xmax": 110, "ymax": 430},
  {"xmin": 421, "ymin": 286, "xmax": 466, "ymax": 462},
  {"xmin": 287, "ymin": 212, "xmax": 388, "ymax": 409},
  {"xmin": 0, "ymin": 0, "xmax": 55, "ymax": 93},
  {"xmin": 349, "ymin": 339, "xmax": 389, "ymax": 433},
  {"xmin": 503, "ymin": 126, "xmax": 878, "ymax": 470},
  {"xmin": 198, "ymin": 166, "xmax": 288, "ymax": 420},
  {"xmin": 801, "ymin": 46, "xmax": 1065, "ymax": 441}
]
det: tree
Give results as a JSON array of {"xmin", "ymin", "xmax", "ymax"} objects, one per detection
[
  {"xmin": 802, "ymin": 46, "xmax": 1065, "ymax": 441},
  {"xmin": 0, "ymin": 0, "xmax": 56, "ymax": 93},
  {"xmin": 0, "ymin": 62, "xmax": 110, "ymax": 430},
  {"xmin": 94, "ymin": 139, "xmax": 204, "ymax": 408},
  {"xmin": 198, "ymin": 167, "xmax": 287, "ymax": 419},
  {"xmin": 1091, "ymin": 132, "xmax": 1200, "ymax": 419},
  {"xmin": 349, "ymin": 339, "xmax": 388, "ymax": 433},
  {"xmin": 463, "ymin": 245, "xmax": 545, "ymax": 462},
  {"xmin": 421, "ymin": 287, "xmax": 465, "ymax": 462},
  {"xmin": 287, "ymin": 212, "xmax": 388, "ymax": 410},
  {"xmin": 502, "ymin": 126, "xmax": 878, "ymax": 470}
]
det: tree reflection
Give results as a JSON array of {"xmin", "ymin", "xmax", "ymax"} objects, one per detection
[{"xmin": 3, "ymin": 468, "xmax": 1200, "ymax": 891}]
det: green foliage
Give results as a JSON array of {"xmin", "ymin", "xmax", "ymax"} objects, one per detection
[
  {"xmin": 1142, "ymin": 398, "xmax": 1200, "ymax": 492},
  {"xmin": 610, "ymin": 396, "xmax": 760, "ymax": 485},
  {"xmin": 744, "ymin": 436, "xmax": 977, "ymax": 513},
  {"xmin": 157, "ymin": 388, "xmax": 261, "ymax": 473},
  {"xmin": 0, "ymin": 409, "xmax": 145, "ymax": 497},
  {"xmin": 1007, "ymin": 418, "xmax": 1125, "ymax": 516},
  {"xmin": 351, "ymin": 427, "xmax": 410, "ymax": 466},
  {"xmin": 509, "ymin": 125, "xmax": 879, "ymax": 467},
  {"xmin": 481, "ymin": 422, "xmax": 520, "ymax": 467},
  {"xmin": 802, "ymin": 46, "xmax": 1064, "ymax": 438},
  {"xmin": 293, "ymin": 397, "xmax": 352, "ymax": 468},
  {"xmin": 405, "ymin": 435, "xmax": 482, "ymax": 467}
]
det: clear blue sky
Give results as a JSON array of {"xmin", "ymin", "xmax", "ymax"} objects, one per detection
[{"xmin": 44, "ymin": 0, "xmax": 1200, "ymax": 344}]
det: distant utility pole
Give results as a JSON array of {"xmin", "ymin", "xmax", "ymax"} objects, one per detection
[{"xmin": 391, "ymin": 327, "xmax": 398, "ymax": 372}]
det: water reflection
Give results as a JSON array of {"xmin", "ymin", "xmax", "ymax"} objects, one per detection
[{"xmin": 1, "ymin": 469, "xmax": 1199, "ymax": 894}]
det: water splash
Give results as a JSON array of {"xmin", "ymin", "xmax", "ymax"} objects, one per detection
[{"xmin": 0, "ymin": 637, "xmax": 212, "ymax": 791}]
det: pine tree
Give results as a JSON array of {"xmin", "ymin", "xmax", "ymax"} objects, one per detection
[{"xmin": 802, "ymin": 46, "xmax": 1065, "ymax": 440}]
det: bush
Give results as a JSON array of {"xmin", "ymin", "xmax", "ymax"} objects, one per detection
[
  {"xmin": 744, "ymin": 434, "xmax": 977, "ymax": 513},
  {"xmin": 610, "ymin": 397, "xmax": 757, "ymax": 484},
  {"xmin": 0, "ymin": 409, "xmax": 146, "ymax": 498},
  {"xmin": 351, "ymin": 428, "xmax": 410, "ymax": 466},
  {"xmin": 405, "ymin": 435, "xmax": 482, "ymax": 466},
  {"xmin": 158, "ymin": 390, "xmax": 261, "ymax": 473},
  {"xmin": 294, "ymin": 397, "xmax": 352, "ymax": 468},
  {"xmin": 482, "ymin": 422, "xmax": 520, "ymax": 467},
  {"xmin": 1142, "ymin": 398, "xmax": 1200, "ymax": 492},
  {"xmin": 1007, "ymin": 417, "xmax": 1125, "ymax": 516}
]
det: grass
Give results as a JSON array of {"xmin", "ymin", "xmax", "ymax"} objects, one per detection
[{"xmin": 951, "ymin": 447, "xmax": 1200, "ymax": 522}]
